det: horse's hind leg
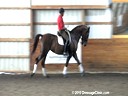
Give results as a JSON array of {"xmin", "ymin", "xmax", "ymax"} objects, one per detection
[
  {"xmin": 41, "ymin": 56, "xmax": 49, "ymax": 77},
  {"xmin": 31, "ymin": 54, "xmax": 43, "ymax": 77},
  {"xmin": 31, "ymin": 64, "xmax": 37, "ymax": 77}
]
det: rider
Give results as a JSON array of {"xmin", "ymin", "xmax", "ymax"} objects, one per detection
[{"xmin": 57, "ymin": 8, "xmax": 69, "ymax": 55}]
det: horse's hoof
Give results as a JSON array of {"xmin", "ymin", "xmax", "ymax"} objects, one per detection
[
  {"xmin": 30, "ymin": 73, "xmax": 35, "ymax": 78},
  {"xmin": 45, "ymin": 75, "xmax": 50, "ymax": 78},
  {"xmin": 63, "ymin": 75, "xmax": 68, "ymax": 78},
  {"xmin": 81, "ymin": 71, "xmax": 85, "ymax": 77}
]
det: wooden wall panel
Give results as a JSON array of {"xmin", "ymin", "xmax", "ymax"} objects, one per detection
[
  {"xmin": 30, "ymin": 39, "xmax": 128, "ymax": 72},
  {"xmin": 82, "ymin": 39, "xmax": 128, "ymax": 72},
  {"xmin": 113, "ymin": 0, "xmax": 128, "ymax": 2}
]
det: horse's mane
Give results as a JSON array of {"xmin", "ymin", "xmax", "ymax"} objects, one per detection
[{"xmin": 70, "ymin": 25, "xmax": 82, "ymax": 33}]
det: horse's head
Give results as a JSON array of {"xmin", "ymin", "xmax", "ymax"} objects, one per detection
[
  {"xmin": 70, "ymin": 25, "xmax": 90, "ymax": 46},
  {"xmin": 81, "ymin": 25, "xmax": 90, "ymax": 46}
]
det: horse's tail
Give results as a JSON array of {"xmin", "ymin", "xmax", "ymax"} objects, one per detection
[{"xmin": 31, "ymin": 34, "xmax": 43, "ymax": 55}]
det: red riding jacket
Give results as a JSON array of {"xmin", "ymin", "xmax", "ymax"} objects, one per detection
[{"xmin": 57, "ymin": 15, "xmax": 64, "ymax": 31}]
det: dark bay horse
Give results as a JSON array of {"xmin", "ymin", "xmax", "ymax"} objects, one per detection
[{"xmin": 31, "ymin": 25, "xmax": 90, "ymax": 77}]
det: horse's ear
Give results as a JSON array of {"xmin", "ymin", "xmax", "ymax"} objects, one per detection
[{"xmin": 87, "ymin": 26, "xmax": 90, "ymax": 30}]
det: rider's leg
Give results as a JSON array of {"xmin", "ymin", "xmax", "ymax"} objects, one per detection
[
  {"xmin": 59, "ymin": 30, "xmax": 69, "ymax": 55},
  {"xmin": 63, "ymin": 40, "xmax": 68, "ymax": 55},
  {"xmin": 63, "ymin": 33, "xmax": 69, "ymax": 55}
]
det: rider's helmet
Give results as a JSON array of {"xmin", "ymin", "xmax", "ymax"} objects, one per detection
[{"xmin": 59, "ymin": 8, "xmax": 65, "ymax": 13}]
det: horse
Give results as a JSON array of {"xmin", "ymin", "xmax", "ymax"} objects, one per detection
[{"xmin": 31, "ymin": 25, "xmax": 90, "ymax": 77}]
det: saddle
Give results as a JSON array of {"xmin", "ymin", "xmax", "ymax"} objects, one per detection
[{"xmin": 57, "ymin": 29, "xmax": 71, "ymax": 45}]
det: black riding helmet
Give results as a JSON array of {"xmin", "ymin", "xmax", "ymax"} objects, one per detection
[{"xmin": 59, "ymin": 8, "xmax": 65, "ymax": 13}]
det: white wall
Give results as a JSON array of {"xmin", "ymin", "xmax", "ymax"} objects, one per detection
[
  {"xmin": 34, "ymin": 9, "xmax": 113, "ymax": 39},
  {"xmin": 0, "ymin": 0, "xmax": 30, "ymax": 7},
  {"xmin": 88, "ymin": 25, "xmax": 113, "ymax": 39},
  {"xmin": 34, "ymin": 10, "xmax": 82, "ymax": 35},
  {"xmin": 32, "ymin": 0, "xmax": 111, "ymax": 6},
  {"xmin": 34, "ymin": 10, "xmax": 82, "ymax": 23},
  {"xmin": 0, "ymin": 42, "xmax": 29, "ymax": 55},
  {"xmin": 0, "ymin": 10, "xmax": 30, "ymax": 24},
  {"xmin": 0, "ymin": 0, "xmax": 31, "ymax": 72},
  {"xmin": 0, "ymin": 26, "xmax": 31, "ymax": 38},
  {"xmin": 0, "ymin": 9, "xmax": 31, "ymax": 38},
  {"xmin": 86, "ymin": 9, "xmax": 113, "ymax": 39},
  {"xmin": 0, "ymin": 58, "xmax": 29, "ymax": 71}
]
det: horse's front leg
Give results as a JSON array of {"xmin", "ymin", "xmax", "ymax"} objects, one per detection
[
  {"xmin": 73, "ymin": 53, "xmax": 85, "ymax": 76},
  {"xmin": 63, "ymin": 55, "xmax": 72, "ymax": 77}
]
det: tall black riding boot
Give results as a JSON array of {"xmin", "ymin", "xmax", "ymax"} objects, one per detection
[{"xmin": 63, "ymin": 42, "xmax": 68, "ymax": 56}]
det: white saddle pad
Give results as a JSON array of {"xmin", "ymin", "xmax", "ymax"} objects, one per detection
[{"xmin": 57, "ymin": 36, "xmax": 64, "ymax": 45}]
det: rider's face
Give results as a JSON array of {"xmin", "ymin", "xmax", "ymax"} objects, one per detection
[{"xmin": 61, "ymin": 12, "xmax": 64, "ymax": 16}]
